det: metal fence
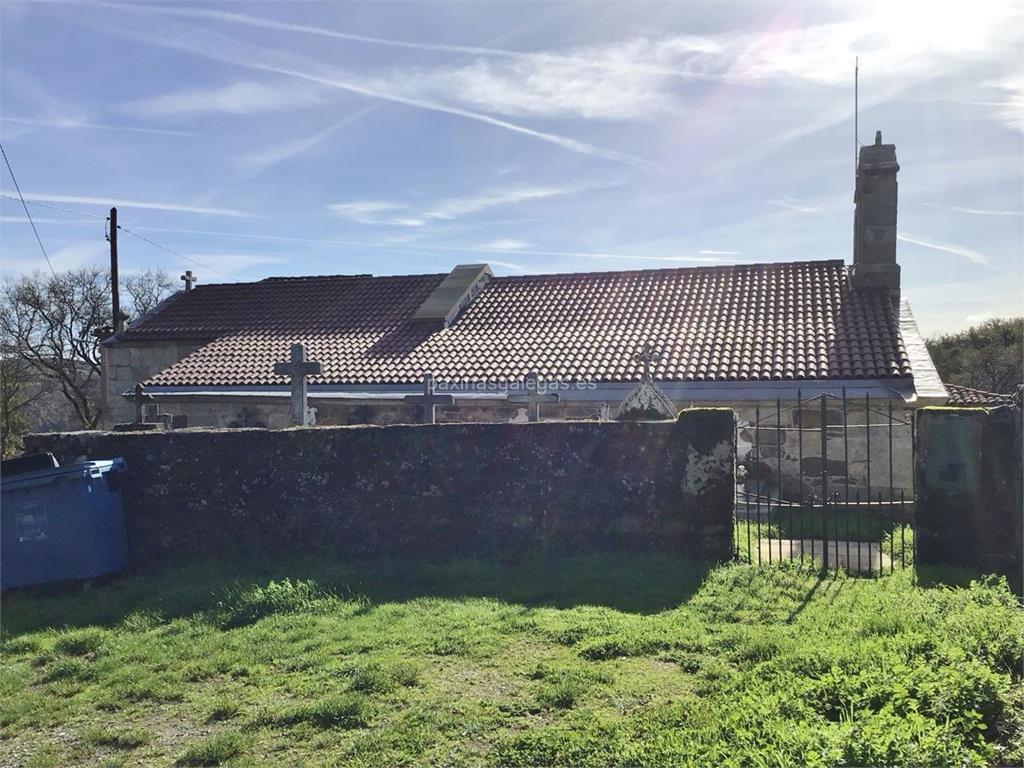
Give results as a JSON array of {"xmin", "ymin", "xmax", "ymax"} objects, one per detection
[{"xmin": 734, "ymin": 390, "xmax": 915, "ymax": 575}]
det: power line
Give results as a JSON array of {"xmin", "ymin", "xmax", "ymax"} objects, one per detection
[
  {"xmin": 116, "ymin": 224, "xmax": 235, "ymax": 279},
  {"xmin": 0, "ymin": 193, "xmax": 106, "ymax": 220},
  {"xmin": 0, "ymin": 192, "xmax": 235, "ymax": 279},
  {"xmin": 0, "ymin": 144, "xmax": 57, "ymax": 276}
]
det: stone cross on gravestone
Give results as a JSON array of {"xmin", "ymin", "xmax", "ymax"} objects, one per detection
[
  {"xmin": 180, "ymin": 270, "xmax": 198, "ymax": 291},
  {"xmin": 273, "ymin": 343, "xmax": 322, "ymax": 426},
  {"xmin": 507, "ymin": 371, "xmax": 559, "ymax": 423},
  {"xmin": 404, "ymin": 373, "xmax": 454, "ymax": 424},
  {"xmin": 634, "ymin": 343, "xmax": 662, "ymax": 382},
  {"xmin": 130, "ymin": 382, "xmax": 153, "ymax": 424}
]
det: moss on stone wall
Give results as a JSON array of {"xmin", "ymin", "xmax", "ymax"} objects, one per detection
[{"xmin": 26, "ymin": 412, "xmax": 736, "ymax": 566}]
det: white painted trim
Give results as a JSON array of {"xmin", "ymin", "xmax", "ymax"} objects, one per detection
[
  {"xmin": 899, "ymin": 298, "xmax": 948, "ymax": 406},
  {"xmin": 138, "ymin": 378, "xmax": 916, "ymax": 403}
]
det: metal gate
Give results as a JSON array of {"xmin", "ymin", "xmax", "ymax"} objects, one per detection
[{"xmin": 734, "ymin": 391, "xmax": 915, "ymax": 574}]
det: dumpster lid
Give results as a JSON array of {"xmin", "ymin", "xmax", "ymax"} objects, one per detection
[
  {"xmin": 1, "ymin": 452, "xmax": 59, "ymax": 477},
  {"xmin": 1, "ymin": 458, "xmax": 125, "ymax": 491}
]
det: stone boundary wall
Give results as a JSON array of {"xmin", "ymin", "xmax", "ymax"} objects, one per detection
[
  {"xmin": 25, "ymin": 409, "xmax": 735, "ymax": 564},
  {"xmin": 915, "ymin": 406, "xmax": 1023, "ymax": 581}
]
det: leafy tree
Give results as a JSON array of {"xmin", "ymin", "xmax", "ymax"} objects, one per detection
[
  {"xmin": 0, "ymin": 266, "xmax": 174, "ymax": 435},
  {"xmin": 926, "ymin": 317, "xmax": 1023, "ymax": 393}
]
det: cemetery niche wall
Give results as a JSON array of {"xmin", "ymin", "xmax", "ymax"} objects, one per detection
[{"xmin": 26, "ymin": 408, "xmax": 735, "ymax": 565}]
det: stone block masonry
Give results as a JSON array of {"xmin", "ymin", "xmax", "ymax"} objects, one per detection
[
  {"xmin": 26, "ymin": 409, "xmax": 735, "ymax": 565},
  {"xmin": 915, "ymin": 406, "xmax": 1023, "ymax": 582}
]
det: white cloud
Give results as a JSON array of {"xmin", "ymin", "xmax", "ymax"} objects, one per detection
[
  {"xmin": 124, "ymin": 80, "xmax": 328, "ymax": 117},
  {"xmin": 0, "ymin": 215, "xmax": 96, "ymax": 227},
  {"xmin": 727, "ymin": 2, "xmax": 1021, "ymax": 86},
  {"xmin": 479, "ymin": 239, "xmax": 530, "ymax": 250},
  {"xmin": 698, "ymin": 248, "xmax": 741, "ymax": 255},
  {"xmin": 177, "ymin": 253, "xmax": 285, "ymax": 273},
  {"xmin": 329, "ymin": 186, "xmax": 581, "ymax": 226},
  {"xmin": 144, "ymin": 1, "xmax": 1022, "ymax": 128},
  {"xmin": 327, "ymin": 201, "xmax": 425, "ymax": 227},
  {"xmin": 1, "ymin": 116, "xmax": 195, "ymax": 137},
  {"xmin": 485, "ymin": 259, "xmax": 527, "ymax": 272},
  {"xmin": 1, "ymin": 70, "xmax": 196, "ymax": 138},
  {"xmin": 1, "ymin": 191, "xmax": 251, "ymax": 218},
  {"xmin": 897, "ymin": 233, "xmax": 990, "ymax": 266},
  {"xmin": 87, "ymin": 11, "xmax": 660, "ymax": 169},
  {"xmin": 426, "ymin": 187, "xmax": 570, "ymax": 220},
  {"xmin": 0, "ymin": 240, "xmax": 107, "ymax": 274},
  {"xmin": 121, "ymin": 5, "xmax": 728, "ymax": 82},
  {"xmin": 924, "ymin": 203, "xmax": 1022, "ymax": 216},
  {"xmin": 235, "ymin": 104, "xmax": 379, "ymax": 177},
  {"xmin": 965, "ymin": 311, "xmax": 995, "ymax": 325},
  {"xmin": 766, "ymin": 196, "xmax": 820, "ymax": 214},
  {"xmin": 951, "ymin": 206, "xmax": 1022, "ymax": 216},
  {"xmin": 374, "ymin": 56, "xmax": 678, "ymax": 121}
]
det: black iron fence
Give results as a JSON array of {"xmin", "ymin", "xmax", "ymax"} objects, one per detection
[{"xmin": 734, "ymin": 390, "xmax": 915, "ymax": 575}]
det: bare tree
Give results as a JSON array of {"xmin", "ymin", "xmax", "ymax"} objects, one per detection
[
  {"xmin": 125, "ymin": 268, "xmax": 174, "ymax": 318},
  {"xmin": 0, "ymin": 266, "xmax": 175, "ymax": 431}
]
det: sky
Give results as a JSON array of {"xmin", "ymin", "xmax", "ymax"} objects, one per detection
[{"xmin": 1, "ymin": 0, "xmax": 1021, "ymax": 336}]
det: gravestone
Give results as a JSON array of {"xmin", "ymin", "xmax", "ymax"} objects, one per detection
[
  {"xmin": 273, "ymin": 343, "xmax": 322, "ymax": 426},
  {"xmin": 507, "ymin": 372, "xmax": 559, "ymax": 423},
  {"xmin": 616, "ymin": 344, "xmax": 676, "ymax": 420},
  {"xmin": 404, "ymin": 373, "xmax": 453, "ymax": 424}
]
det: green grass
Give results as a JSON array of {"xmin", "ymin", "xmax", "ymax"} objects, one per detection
[
  {"xmin": 1, "ymin": 553, "xmax": 1021, "ymax": 767},
  {"xmin": 735, "ymin": 519, "xmax": 916, "ymax": 572}
]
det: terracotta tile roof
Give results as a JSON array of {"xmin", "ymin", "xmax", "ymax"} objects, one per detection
[
  {"xmin": 944, "ymin": 384, "xmax": 1021, "ymax": 407},
  {"xmin": 135, "ymin": 260, "xmax": 913, "ymax": 387}
]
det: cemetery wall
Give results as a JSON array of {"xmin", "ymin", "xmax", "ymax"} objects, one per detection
[
  {"xmin": 112, "ymin": 392, "xmax": 915, "ymax": 505},
  {"xmin": 915, "ymin": 405, "xmax": 1022, "ymax": 583},
  {"xmin": 26, "ymin": 409, "xmax": 735, "ymax": 565}
]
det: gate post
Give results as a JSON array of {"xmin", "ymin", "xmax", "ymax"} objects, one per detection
[{"xmin": 820, "ymin": 395, "xmax": 829, "ymax": 570}]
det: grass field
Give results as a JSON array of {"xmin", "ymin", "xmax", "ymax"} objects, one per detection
[{"xmin": 2, "ymin": 554, "xmax": 1022, "ymax": 767}]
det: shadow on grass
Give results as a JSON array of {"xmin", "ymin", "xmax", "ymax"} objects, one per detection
[
  {"xmin": 917, "ymin": 563, "xmax": 1023, "ymax": 595},
  {"xmin": 1, "ymin": 551, "xmax": 717, "ymax": 636}
]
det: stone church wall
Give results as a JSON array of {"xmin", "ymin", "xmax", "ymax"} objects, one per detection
[
  {"xmin": 102, "ymin": 341, "xmax": 204, "ymax": 427},
  {"xmin": 26, "ymin": 409, "xmax": 735, "ymax": 566}
]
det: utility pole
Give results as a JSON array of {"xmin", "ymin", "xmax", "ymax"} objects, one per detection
[{"xmin": 108, "ymin": 206, "xmax": 122, "ymax": 334}]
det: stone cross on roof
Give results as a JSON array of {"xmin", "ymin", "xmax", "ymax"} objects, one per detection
[
  {"xmin": 180, "ymin": 270, "xmax": 198, "ymax": 291},
  {"xmin": 404, "ymin": 373, "xmax": 453, "ymax": 424},
  {"xmin": 634, "ymin": 343, "xmax": 662, "ymax": 382},
  {"xmin": 273, "ymin": 343, "xmax": 322, "ymax": 426},
  {"xmin": 507, "ymin": 371, "xmax": 559, "ymax": 423},
  {"xmin": 129, "ymin": 382, "xmax": 153, "ymax": 424}
]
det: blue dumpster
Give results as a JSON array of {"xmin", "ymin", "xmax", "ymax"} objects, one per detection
[{"xmin": 2, "ymin": 459, "xmax": 128, "ymax": 589}]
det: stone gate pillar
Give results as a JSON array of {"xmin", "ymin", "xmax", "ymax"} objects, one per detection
[{"xmin": 915, "ymin": 406, "xmax": 1022, "ymax": 582}]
